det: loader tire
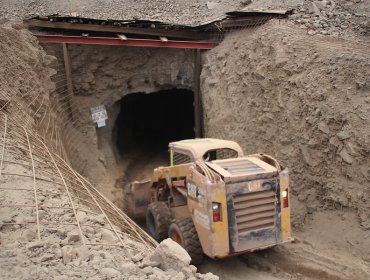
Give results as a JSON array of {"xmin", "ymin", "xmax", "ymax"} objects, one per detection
[
  {"xmin": 168, "ymin": 218, "xmax": 204, "ymax": 265},
  {"xmin": 122, "ymin": 184, "xmax": 132, "ymax": 217},
  {"xmin": 146, "ymin": 202, "xmax": 172, "ymax": 242}
]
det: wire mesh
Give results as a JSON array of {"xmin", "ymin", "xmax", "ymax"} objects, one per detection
[
  {"xmin": 0, "ymin": 110, "xmax": 156, "ymax": 249},
  {"xmin": 0, "ymin": 27, "xmax": 157, "ymax": 250}
]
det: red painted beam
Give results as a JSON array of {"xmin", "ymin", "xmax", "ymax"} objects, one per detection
[{"xmin": 35, "ymin": 34, "xmax": 217, "ymax": 49}]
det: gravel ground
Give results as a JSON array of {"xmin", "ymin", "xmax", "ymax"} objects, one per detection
[
  {"xmin": 0, "ymin": 0, "xmax": 368, "ymax": 36},
  {"xmin": 0, "ymin": 0, "xmax": 245, "ymax": 25}
]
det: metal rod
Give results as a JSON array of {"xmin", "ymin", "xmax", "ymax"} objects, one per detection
[
  {"xmin": 62, "ymin": 161, "xmax": 126, "ymax": 247},
  {"xmin": 36, "ymin": 34, "xmax": 217, "ymax": 49},
  {"xmin": 0, "ymin": 187, "xmax": 33, "ymax": 192},
  {"xmin": 0, "ymin": 204, "xmax": 35, "ymax": 208},
  {"xmin": 23, "ymin": 127, "xmax": 41, "ymax": 241},
  {"xmin": 2, "ymin": 159, "xmax": 32, "ymax": 168},
  {"xmin": 38, "ymin": 139, "xmax": 86, "ymax": 245},
  {"xmin": 0, "ymin": 114, "xmax": 7, "ymax": 177},
  {"xmin": 75, "ymin": 171, "xmax": 157, "ymax": 248},
  {"xmin": 1, "ymin": 172, "xmax": 63, "ymax": 185},
  {"xmin": 62, "ymin": 43, "xmax": 76, "ymax": 122}
]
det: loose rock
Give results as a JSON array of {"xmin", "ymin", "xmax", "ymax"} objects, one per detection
[{"xmin": 149, "ymin": 239, "xmax": 191, "ymax": 272}]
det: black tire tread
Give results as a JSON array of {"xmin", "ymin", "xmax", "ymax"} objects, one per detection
[
  {"xmin": 146, "ymin": 201, "xmax": 172, "ymax": 241},
  {"xmin": 122, "ymin": 184, "xmax": 131, "ymax": 216},
  {"xmin": 170, "ymin": 218, "xmax": 204, "ymax": 265}
]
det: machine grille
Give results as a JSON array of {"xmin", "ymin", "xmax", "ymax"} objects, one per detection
[
  {"xmin": 173, "ymin": 152, "xmax": 191, "ymax": 165},
  {"xmin": 233, "ymin": 190, "xmax": 276, "ymax": 233},
  {"xmin": 215, "ymin": 148, "xmax": 238, "ymax": 160},
  {"xmin": 217, "ymin": 159, "xmax": 265, "ymax": 175}
]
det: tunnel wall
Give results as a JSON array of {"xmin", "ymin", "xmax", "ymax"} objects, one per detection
[
  {"xmin": 200, "ymin": 20, "xmax": 370, "ymax": 229},
  {"xmin": 47, "ymin": 44, "xmax": 194, "ymax": 183}
]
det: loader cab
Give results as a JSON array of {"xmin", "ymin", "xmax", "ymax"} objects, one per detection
[{"xmin": 169, "ymin": 138, "xmax": 244, "ymax": 166}]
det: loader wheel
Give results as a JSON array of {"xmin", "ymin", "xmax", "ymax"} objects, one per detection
[
  {"xmin": 146, "ymin": 202, "xmax": 172, "ymax": 242},
  {"xmin": 122, "ymin": 184, "xmax": 132, "ymax": 217},
  {"xmin": 168, "ymin": 218, "xmax": 204, "ymax": 265}
]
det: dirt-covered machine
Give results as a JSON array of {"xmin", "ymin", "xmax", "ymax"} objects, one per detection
[{"xmin": 124, "ymin": 138, "xmax": 292, "ymax": 264}]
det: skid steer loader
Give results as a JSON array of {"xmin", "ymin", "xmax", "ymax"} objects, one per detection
[{"xmin": 124, "ymin": 138, "xmax": 292, "ymax": 264}]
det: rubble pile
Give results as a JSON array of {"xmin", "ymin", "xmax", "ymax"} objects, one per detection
[{"xmin": 1, "ymin": 237, "xmax": 217, "ymax": 279}]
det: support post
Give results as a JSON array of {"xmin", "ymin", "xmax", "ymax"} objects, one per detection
[
  {"xmin": 62, "ymin": 43, "xmax": 75, "ymax": 121},
  {"xmin": 194, "ymin": 49, "xmax": 202, "ymax": 138}
]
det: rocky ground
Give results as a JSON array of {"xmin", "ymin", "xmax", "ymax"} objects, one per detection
[
  {"xmin": 0, "ymin": 0, "xmax": 244, "ymax": 25},
  {"xmin": 0, "ymin": 0, "xmax": 368, "ymax": 36}
]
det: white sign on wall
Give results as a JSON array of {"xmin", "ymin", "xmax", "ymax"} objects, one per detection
[{"xmin": 90, "ymin": 105, "xmax": 108, "ymax": 128}]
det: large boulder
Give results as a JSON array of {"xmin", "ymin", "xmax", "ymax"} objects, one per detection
[{"xmin": 148, "ymin": 238, "xmax": 191, "ymax": 271}]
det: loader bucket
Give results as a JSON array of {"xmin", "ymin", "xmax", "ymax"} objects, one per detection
[{"xmin": 124, "ymin": 180, "xmax": 152, "ymax": 219}]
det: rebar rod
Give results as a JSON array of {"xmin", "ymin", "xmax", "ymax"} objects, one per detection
[
  {"xmin": 23, "ymin": 126, "xmax": 41, "ymax": 241},
  {"xmin": 0, "ymin": 114, "xmax": 7, "ymax": 178},
  {"xmin": 38, "ymin": 138, "xmax": 86, "ymax": 245}
]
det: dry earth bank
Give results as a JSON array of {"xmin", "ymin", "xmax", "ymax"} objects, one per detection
[{"xmin": 201, "ymin": 19, "xmax": 370, "ymax": 278}]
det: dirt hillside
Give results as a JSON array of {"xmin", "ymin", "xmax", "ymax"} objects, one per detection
[{"xmin": 201, "ymin": 18, "xmax": 370, "ymax": 266}]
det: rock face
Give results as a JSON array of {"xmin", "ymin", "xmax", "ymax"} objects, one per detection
[
  {"xmin": 43, "ymin": 44, "xmax": 194, "ymax": 185},
  {"xmin": 201, "ymin": 20, "xmax": 370, "ymax": 229}
]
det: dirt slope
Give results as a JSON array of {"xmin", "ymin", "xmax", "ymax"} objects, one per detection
[{"xmin": 200, "ymin": 19, "xmax": 370, "ymax": 278}]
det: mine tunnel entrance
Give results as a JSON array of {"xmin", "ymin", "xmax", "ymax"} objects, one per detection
[{"xmin": 114, "ymin": 89, "xmax": 195, "ymax": 158}]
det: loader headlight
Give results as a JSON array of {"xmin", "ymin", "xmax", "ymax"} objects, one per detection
[
  {"xmin": 282, "ymin": 190, "xmax": 288, "ymax": 198},
  {"xmin": 282, "ymin": 190, "xmax": 289, "ymax": 208}
]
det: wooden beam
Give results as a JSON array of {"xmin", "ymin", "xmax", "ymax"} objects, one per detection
[
  {"xmin": 25, "ymin": 19, "xmax": 210, "ymax": 41},
  {"xmin": 193, "ymin": 49, "xmax": 202, "ymax": 138}
]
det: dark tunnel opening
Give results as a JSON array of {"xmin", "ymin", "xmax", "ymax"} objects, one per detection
[{"xmin": 114, "ymin": 89, "xmax": 195, "ymax": 158}]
